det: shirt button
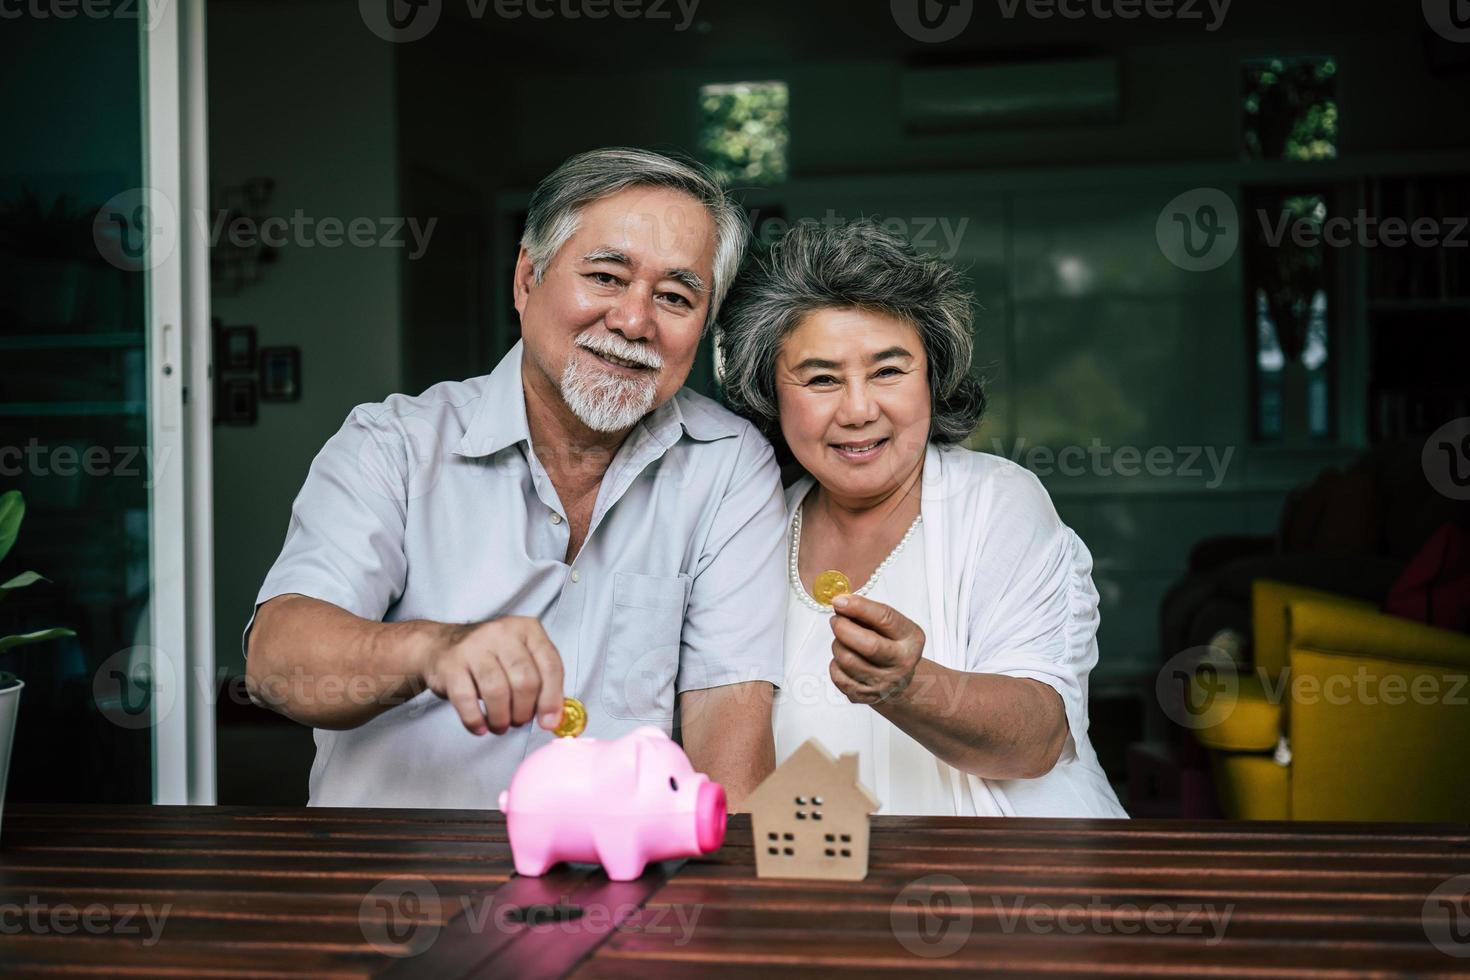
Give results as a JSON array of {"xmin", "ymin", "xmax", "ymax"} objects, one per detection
[
  {"xmin": 570, "ymin": 570, "xmax": 581, "ymax": 584},
  {"xmin": 549, "ymin": 513, "xmax": 563, "ymax": 526}
]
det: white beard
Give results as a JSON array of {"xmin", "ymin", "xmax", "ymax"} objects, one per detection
[{"xmin": 559, "ymin": 348, "xmax": 659, "ymax": 433}]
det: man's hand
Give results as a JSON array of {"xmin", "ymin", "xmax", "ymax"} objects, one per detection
[
  {"xmin": 420, "ymin": 616, "xmax": 566, "ymax": 736},
  {"xmin": 828, "ymin": 593, "xmax": 925, "ymax": 704}
]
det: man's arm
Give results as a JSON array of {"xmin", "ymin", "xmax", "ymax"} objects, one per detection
[
  {"xmin": 678, "ymin": 681, "xmax": 775, "ymax": 811},
  {"xmin": 246, "ymin": 593, "xmax": 566, "ymax": 735}
]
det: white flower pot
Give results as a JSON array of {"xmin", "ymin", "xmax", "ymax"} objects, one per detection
[{"xmin": 0, "ymin": 677, "xmax": 21, "ymax": 845}]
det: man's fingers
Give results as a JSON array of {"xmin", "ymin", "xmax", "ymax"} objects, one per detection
[
  {"xmin": 521, "ymin": 627, "xmax": 566, "ymax": 729},
  {"xmin": 445, "ymin": 670, "xmax": 488, "ymax": 735},
  {"xmin": 497, "ymin": 644, "xmax": 540, "ymax": 728},
  {"xmin": 473, "ymin": 656, "xmax": 513, "ymax": 734},
  {"xmin": 832, "ymin": 593, "xmax": 908, "ymax": 640}
]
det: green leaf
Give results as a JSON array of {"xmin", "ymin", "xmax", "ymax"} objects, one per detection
[
  {"xmin": 0, "ymin": 571, "xmax": 46, "ymax": 598},
  {"xmin": 0, "ymin": 627, "xmax": 75, "ymax": 653},
  {"xmin": 0, "ymin": 490, "xmax": 22, "ymax": 564}
]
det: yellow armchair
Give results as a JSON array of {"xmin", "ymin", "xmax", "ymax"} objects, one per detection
[{"xmin": 1194, "ymin": 579, "xmax": 1470, "ymax": 822}]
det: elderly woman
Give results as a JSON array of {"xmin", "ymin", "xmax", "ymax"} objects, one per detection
[{"xmin": 719, "ymin": 220, "xmax": 1126, "ymax": 817}]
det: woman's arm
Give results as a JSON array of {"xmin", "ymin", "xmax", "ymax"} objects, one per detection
[{"xmin": 827, "ymin": 593, "xmax": 1068, "ymax": 780}]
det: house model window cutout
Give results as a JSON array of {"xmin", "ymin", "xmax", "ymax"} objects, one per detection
[{"xmin": 744, "ymin": 738, "xmax": 880, "ymax": 881}]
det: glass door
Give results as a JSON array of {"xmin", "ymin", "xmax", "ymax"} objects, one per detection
[{"xmin": 0, "ymin": 0, "xmax": 214, "ymax": 805}]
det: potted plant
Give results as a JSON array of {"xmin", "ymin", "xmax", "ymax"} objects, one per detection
[{"xmin": 0, "ymin": 490, "xmax": 75, "ymax": 841}]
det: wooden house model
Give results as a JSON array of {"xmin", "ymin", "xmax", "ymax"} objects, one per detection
[{"xmin": 744, "ymin": 738, "xmax": 880, "ymax": 881}]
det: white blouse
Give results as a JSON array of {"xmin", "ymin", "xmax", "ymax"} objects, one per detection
[
  {"xmin": 772, "ymin": 443, "xmax": 1128, "ymax": 819},
  {"xmin": 777, "ymin": 526, "xmax": 980, "ymax": 814}
]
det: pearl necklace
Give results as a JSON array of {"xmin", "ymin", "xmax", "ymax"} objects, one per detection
[{"xmin": 789, "ymin": 505, "xmax": 923, "ymax": 612}]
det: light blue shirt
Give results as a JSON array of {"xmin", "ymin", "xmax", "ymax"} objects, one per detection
[{"xmin": 245, "ymin": 341, "xmax": 787, "ymax": 808}]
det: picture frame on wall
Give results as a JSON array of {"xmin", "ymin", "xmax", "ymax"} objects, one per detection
[
  {"xmin": 259, "ymin": 346, "xmax": 301, "ymax": 403},
  {"xmin": 220, "ymin": 324, "xmax": 257, "ymax": 371},
  {"xmin": 218, "ymin": 378, "xmax": 258, "ymax": 425}
]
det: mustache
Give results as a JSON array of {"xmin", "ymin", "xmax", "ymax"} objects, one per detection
[{"xmin": 575, "ymin": 332, "xmax": 663, "ymax": 370}]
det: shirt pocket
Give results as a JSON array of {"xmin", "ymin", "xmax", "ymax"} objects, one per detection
[{"xmin": 601, "ymin": 570, "xmax": 691, "ymax": 725}]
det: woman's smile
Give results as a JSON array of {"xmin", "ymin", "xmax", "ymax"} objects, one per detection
[{"xmin": 830, "ymin": 437, "xmax": 889, "ymax": 463}]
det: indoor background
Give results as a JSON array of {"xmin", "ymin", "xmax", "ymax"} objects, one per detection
[{"xmin": 3, "ymin": 0, "xmax": 1468, "ymax": 819}]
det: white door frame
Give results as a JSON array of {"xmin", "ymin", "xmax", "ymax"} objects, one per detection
[{"xmin": 145, "ymin": 0, "xmax": 216, "ymax": 805}]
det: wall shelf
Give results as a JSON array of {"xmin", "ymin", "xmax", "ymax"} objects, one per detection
[
  {"xmin": 0, "ymin": 332, "xmax": 143, "ymax": 351},
  {"xmin": 0, "ymin": 401, "xmax": 146, "ymax": 417}
]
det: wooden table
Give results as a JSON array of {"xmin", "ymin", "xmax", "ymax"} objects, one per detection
[{"xmin": 1, "ymin": 804, "xmax": 1467, "ymax": 977}]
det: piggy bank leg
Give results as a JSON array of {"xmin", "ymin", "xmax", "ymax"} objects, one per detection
[
  {"xmin": 513, "ymin": 849, "xmax": 557, "ymax": 878},
  {"xmin": 508, "ymin": 823, "xmax": 558, "ymax": 877},
  {"xmin": 593, "ymin": 831, "xmax": 647, "ymax": 882}
]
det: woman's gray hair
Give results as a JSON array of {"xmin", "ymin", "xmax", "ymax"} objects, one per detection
[
  {"xmin": 718, "ymin": 218, "xmax": 986, "ymax": 447},
  {"xmin": 521, "ymin": 147, "xmax": 749, "ymax": 329}
]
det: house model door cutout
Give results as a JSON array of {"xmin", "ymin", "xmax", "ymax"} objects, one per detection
[{"xmin": 744, "ymin": 738, "xmax": 880, "ymax": 881}]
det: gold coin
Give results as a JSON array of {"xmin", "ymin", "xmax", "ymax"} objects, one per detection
[
  {"xmin": 552, "ymin": 696, "xmax": 587, "ymax": 738},
  {"xmin": 812, "ymin": 570, "xmax": 853, "ymax": 607}
]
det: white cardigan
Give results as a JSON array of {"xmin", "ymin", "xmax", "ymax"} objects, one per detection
[{"xmin": 783, "ymin": 442, "xmax": 1128, "ymax": 818}]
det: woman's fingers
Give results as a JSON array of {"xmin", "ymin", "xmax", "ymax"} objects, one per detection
[
  {"xmin": 831, "ymin": 593, "xmax": 910, "ymax": 639},
  {"xmin": 830, "ymin": 614, "xmax": 887, "ymax": 661},
  {"xmin": 830, "ymin": 639, "xmax": 876, "ymax": 684},
  {"xmin": 829, "ymin": 654, "xmax": 880, "ymax": 704}
]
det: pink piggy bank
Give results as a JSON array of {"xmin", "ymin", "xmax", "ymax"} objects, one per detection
[{"xmin": 498, "ymin": 726, "xmax": 728, "ymax": 882}]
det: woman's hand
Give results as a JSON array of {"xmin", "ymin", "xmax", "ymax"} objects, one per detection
[{"xmin": 827, "ymin": 593, "xmax": 925, "ymax": 704}]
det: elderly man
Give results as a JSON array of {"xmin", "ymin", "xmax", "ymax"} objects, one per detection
[{"xmin": 244, "ymin": 148, "xmax": 784, "ymax": 809}]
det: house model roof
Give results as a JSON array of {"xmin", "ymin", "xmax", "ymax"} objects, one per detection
[{"xmin": 745, "ymin": 738, "xmax": 880, "ymax": 814}]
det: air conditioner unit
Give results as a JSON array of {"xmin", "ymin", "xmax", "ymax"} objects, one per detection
[{"xmin": 900, "ymin": 58, "xmax": 1120, "ymax": 132}]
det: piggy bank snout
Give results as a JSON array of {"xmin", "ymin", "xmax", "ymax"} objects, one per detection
[{"xmin": 695, "ymin": 779, "xmax": 727, "ymax": 854}]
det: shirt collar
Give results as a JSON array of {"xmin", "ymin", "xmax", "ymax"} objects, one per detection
[{"xmin": 453, "ymin": 340, "xmax": 739, "ymax": 458}]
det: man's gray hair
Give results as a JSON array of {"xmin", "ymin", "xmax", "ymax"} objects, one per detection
[
  {"xmin": 521, "ymin": 147, "xmax": 749, "ymax": 329},
  {"xmin": 718, "ymin": 219, "xmax": 986, "ymax": 448}
]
